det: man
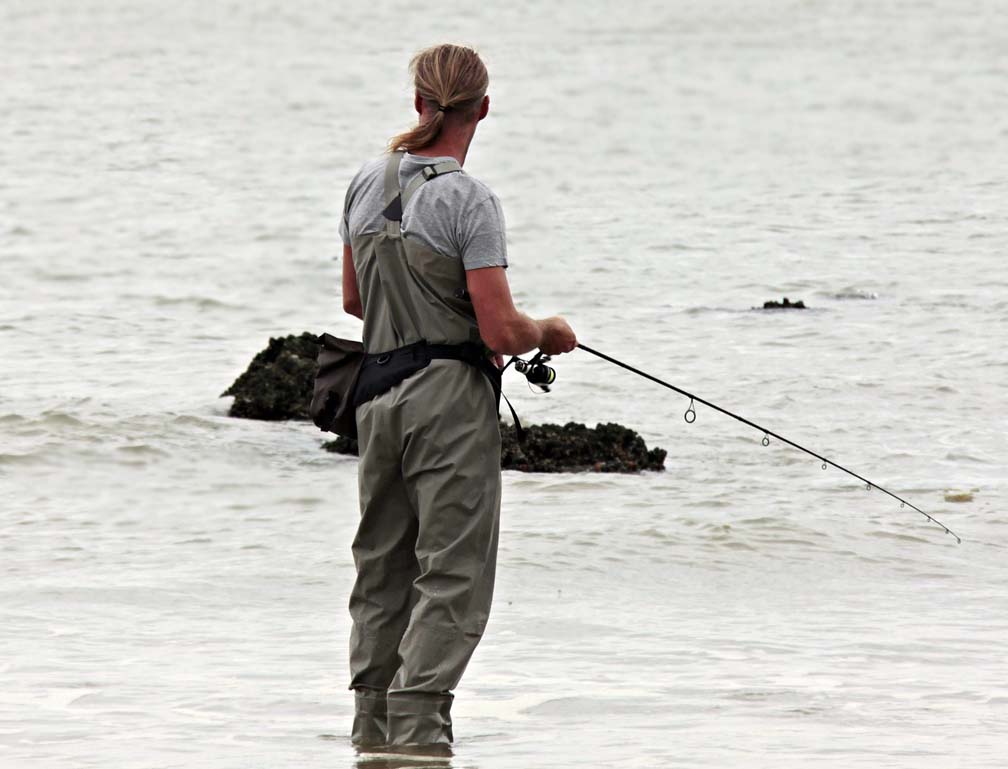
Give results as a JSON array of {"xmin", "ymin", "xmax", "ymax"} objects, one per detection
[{"xmin": 340, "ymin": 43, "xmax": 576, "ymax": 751}]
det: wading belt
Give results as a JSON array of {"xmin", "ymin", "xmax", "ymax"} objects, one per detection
[{"xmin": 353, "ymin": 339, "xmax": 523, "ymax": 437}]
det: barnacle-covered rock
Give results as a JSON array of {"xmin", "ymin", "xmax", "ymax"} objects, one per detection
[
  {"xmin": 759, "ymin": 296, "xmax": 806, "ymax": 309},
  {"xmin": 221, "ymin": 333, "xmax": 319, "ymax": 420}
]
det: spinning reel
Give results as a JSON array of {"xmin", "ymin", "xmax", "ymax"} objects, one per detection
[{"xmin": 510, "ymin": 350, "xmax": 557, "ymax": 392}]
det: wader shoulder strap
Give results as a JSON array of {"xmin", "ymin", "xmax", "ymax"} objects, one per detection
[
  {"xmin": 375, "ymin": 151, "xmax": 424, "ymax": 339},
  {"xmin": 381, "ymin": 153, "xmax": 461, "ymax": 236},
  {"xmin": 382, "ymin": 151, "xmax": 405, "ymax": 238},
  {"xmin": 401, "ymin": 159, "xmax": 462, "ymax": 208}
]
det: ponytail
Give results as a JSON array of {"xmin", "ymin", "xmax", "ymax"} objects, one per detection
[{"xmin": 388, "ymin": 44, "xmax": 488, "ymax": 153}]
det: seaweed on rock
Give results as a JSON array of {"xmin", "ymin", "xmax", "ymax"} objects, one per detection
[
  {"xmin": 501, "ymin": 421, "xmax": 666, "ymax": 473},
  {"xmin": 221, "ymin": 333, "xmax": 319, "ymax": 420}
]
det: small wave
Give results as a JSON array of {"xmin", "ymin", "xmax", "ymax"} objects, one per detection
[
  {"xmin": 907, "ymin": 571, "xmax": 956, "ymax": 581},
  {"xmin": 718, "ymin": 540, "xmax": 757, "ymax": 551},
  {"xmin": 943, "ymin": 452, "xmax": 988, "ymax": 463},
  {"xmin": 521, "ymin": 695, "xmax": 644, "ymax": 717},
  {"xmin": 824, "ymin": 288, "xmax": 878, "ymax": 300},
  {"xmin": 866, "ymin": 529, "xmax": 931, "ymax": 544},
  {"xmin": 735, "ymin": 515, "xmax": 786, "ymax": 528},
  {"xmin": 644, "ymin": 242, "xmax": 715, "ymax": 253},
  {"xmin": 32, "ymin": 269, "xmax": 92, "ymax": 283},
  {"xmin": 35, "ymin": 411, "xmax": 87, "ymax": 428},
  {"xmin": 170, "ymin": 414, "xmax": 225, "ymax": 430},
  {"xmin": 0, "ymin": 452, "xmax": 45, "ymax": 466},
  {"xmin": 152, "ymin": 295, "xmax": 238, "ymax": 310},
  {"xmin": 115, "ymin": 444, "xmax": 168, "ymax": 457},
  {"xmin": 683, "ymin": 306, "xmax": 750, "ymax": 315},
  {"xmin": 253, "ymin": 230, "xmax": 301, "ymax": 242},
  {"xmin": 637, "ymin": 527, "xmax": 680, "ymax": 542},
  {"xmin": 683, "ymin": 497, "xmax": 733, "ymax": 509}
]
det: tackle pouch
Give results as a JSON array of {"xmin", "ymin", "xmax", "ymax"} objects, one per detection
[
  {"xmin": 310, "ymin": 333, "xmax": 365, "ymax": 438},
  {"xmin": 353, "ymin": 339, "xmax": 499, "ymax": 408},
  {"xmin": 353, "ymin": 339, "xmax": 523, "ymax": 439}
]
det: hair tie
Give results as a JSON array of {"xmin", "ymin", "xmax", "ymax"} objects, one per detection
[{"xmin": 437, "ymin": 104, "xmax": 449, "ymax": 113}]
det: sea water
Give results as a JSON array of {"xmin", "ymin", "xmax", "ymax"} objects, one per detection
[{"xmin": 2, "ymin": 1, "xmax": 1006, "ymax": 766}]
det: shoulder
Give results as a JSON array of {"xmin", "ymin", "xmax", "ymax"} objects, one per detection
[
  {"xmin": 457, "ymin": 172, "xmax": 499, "ymax": 206},
  {"xmin": 431, "ymin": 169, "xmax": 503, "ymax": 218},
  {"xmin": 401, "ymin": 153, "xmax": 499, "ymax": 207},
  {"xmin": 346, "ymin": 155, "xmax": 387, "ymax": 192},
  {"xmin": 341, "ymin": 156, "xmax": 389, "ymax": 222}
]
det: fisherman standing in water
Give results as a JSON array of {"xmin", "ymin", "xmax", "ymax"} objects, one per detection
[{"xmin": 339, "ymin": 44, "xmax": 577, "ymax": 751}]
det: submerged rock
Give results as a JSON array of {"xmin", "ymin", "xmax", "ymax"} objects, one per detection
[
  {"xmin": 759, "ymin": 296, "xmax": 806, "ymax": 310},
  {"xmin": 943, "ymin": 490, "xmax": 975, "ymax": 503},
  {"xmin": 502, "ymin": 421, "xmax": 666, "ymax": 473},
  {"xmin": 221, "ymin": 333, "xmax": 320, "ymax": 420},
  {"xmin": 323, "ymin": 421, "xmax": 666, "ymax": 474},
  {"xmin": 225, "ymin": 333, "xmax": 667, "ymax": 473}
]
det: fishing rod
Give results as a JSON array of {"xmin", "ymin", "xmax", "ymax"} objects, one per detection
[{"xmin": 515, "ymin": 343, "xmax": 960, "ymax": 543}]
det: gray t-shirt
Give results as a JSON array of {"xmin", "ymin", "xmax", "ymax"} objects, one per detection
[{"xmin": 339, "ymin": 153, "xmax": 508, "ymax": 271}]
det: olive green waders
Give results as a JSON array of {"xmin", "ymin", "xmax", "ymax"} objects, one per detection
[{"xmin": 347, "ymin": 152, "xmax": 502, "ymax": 748}]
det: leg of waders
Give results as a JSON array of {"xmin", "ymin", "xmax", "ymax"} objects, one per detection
[
  {"xmin": 348, "ymin": 399, "xmax": 420, "ymax": 746},
  {"xmin": 351, "ymin": 688, "xmax": 387, "ymax": 748},
  {"xmin": 386, "ymin": 362, "xmax": 503, "ymax": 747}
]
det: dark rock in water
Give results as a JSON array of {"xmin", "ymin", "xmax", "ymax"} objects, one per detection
[
  {"xmin": 502, "ymin": 421, "xmax": 666, "ymax": 473},
  {"xmin": 760, "ymin": 296, "xmax": 806, "ymax": 310},
  {"xmin": 226, "ymin": 333, "xmax": 667, "ymax": 474},
  {"xmin": 324, "ymin": 435, "xmax": 360, "ymax": 456},
  {"xmin": 323, "ymin": 421, "xmax": 666, "ymax": 474},
  {"xmin": 221, "ymin": 333, "xmax": 319, "ymax": 420}
]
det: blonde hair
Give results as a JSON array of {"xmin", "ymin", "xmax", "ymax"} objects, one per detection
[{"xmin": 388, "ymin": 44, "xmax": 489, "ymax": 153}]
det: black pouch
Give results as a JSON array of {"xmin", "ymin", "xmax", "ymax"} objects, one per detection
[
  {"xmin": 351, "ymin": 339, "xmax": 523, "ymax": 441},
  {"xmin": 309, "ymin": 333, "xmax": 365, "ymax": 438},
  {"xmin": 353, "ymin": 341, "xmax": 435, "ymax": 407}
]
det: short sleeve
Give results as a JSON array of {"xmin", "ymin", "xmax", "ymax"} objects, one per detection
[
  {"xmin": 339, "ymin": 185, "xmax": 352, "ymax": 245},
  {"xmin": 458, "ymin": 193, "xmax": 508, "ymax": 271}
]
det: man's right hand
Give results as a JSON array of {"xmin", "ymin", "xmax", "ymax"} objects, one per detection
[{"xmin": 538, "ymin": 316, "xmax": 577, "ymax": 355}]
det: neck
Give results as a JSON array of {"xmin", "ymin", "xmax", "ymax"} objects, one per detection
[{"xmin": 410, "ymin": 112, "xmax": 477, "ymax": 166}]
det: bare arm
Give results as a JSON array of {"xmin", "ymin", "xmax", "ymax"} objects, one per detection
[
  {"xmin": 466, "ymin": 266, "xmax": 576, "ymax": 356},
  {"xmin": 341, "ymin": 244, "xmax": 363, "ymax": 319}
]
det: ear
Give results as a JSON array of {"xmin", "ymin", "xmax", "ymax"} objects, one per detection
[
  {"xmin": 477, "ymin": 94, "xmax": 490, "ymax": 121},
  {"xmin": 414, "ymin": 90, "xmax": 423, "ymax": 116}
]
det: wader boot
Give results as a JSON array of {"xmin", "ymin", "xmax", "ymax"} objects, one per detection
[
  {"xmin": 351, "ymin": 687, "xmax": 387, "ymax": 747},
  {"xmin": 347, "ymin": 152, "xmax": 502, "ymax": 748}
]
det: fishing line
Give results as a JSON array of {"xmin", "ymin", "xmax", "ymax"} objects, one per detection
[{"xmin": 576, "ymin": 343, "xmax": 961, "ymax": 544}]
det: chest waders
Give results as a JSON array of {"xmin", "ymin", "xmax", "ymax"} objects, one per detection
[{"xmin": 348, "ymin": 152, "xmax": 503, "ymax": 749}]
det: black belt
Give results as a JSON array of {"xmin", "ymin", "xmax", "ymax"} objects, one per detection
[{"xmin": 353, "ymin": 339, "xmax": 522, "ymax": 438}]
